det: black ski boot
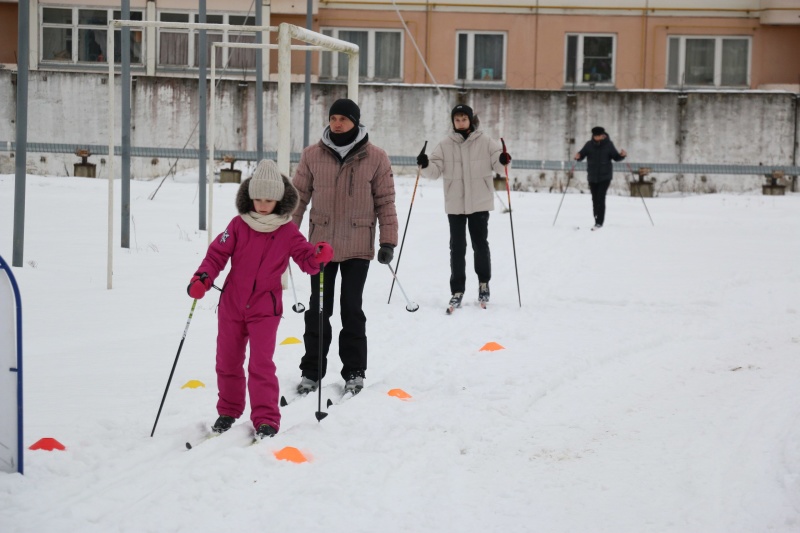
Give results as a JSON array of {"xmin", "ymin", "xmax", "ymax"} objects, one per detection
[
  {"xmin": 446, "ymin": 292, "xmax": 464, "ymax": 314},
  {"xmin": 478, "ymin": 283, "xmax": 490, "ymax": 307},
  {"xmin": 211, "ymin": 415, "xmax": 236, "ymax": 434},
  {"xmin": 256, "ymin": 424, "xmax": 277, "ymax": 440},
  {"xmin": 344, "ymin": 372, "xmax": 365, "ymax": 395}
]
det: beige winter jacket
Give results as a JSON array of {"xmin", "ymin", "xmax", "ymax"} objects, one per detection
[
  {"xmin": 422, "ymin": 130, "xmax": 506, "ymax": 215},
  {"xmin": 292, "ymin": 140, "xmax": 398, "ymax": 262}
]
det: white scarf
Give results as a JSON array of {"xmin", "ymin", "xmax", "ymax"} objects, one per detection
[
  {"xmin": 240, "ymin": 211, "xmax": 293, "ymax": 289},
  {"xmin": 240, "ymin": 211, "xmax": 292, "ymax": 233}
]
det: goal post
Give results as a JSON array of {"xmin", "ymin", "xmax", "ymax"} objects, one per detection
[
  {"xmin": 106, "ymin": 20, "xmax": 360, "ymax": 263},
  {"xmin": 0, "ymin": 254, "xmax": 23, "ymax": 475},
  {"xmin": 207, "ymin": 24, "xmax": 359, "ymax": 243}
]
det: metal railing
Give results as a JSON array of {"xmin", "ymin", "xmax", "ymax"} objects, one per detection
[{"xmin": 2, "ymin": 141, "xmax": 798, "ymax": 176}]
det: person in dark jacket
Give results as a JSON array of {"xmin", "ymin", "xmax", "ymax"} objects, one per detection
[{"xmin": 574, "ymin": 126, "xmax": 627, "ymax": 229}]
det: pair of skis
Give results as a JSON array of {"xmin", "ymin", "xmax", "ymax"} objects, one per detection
[
  {"xmin": 279, "ymin": 386, "xmax": 359, "ymax": 408},
  {"xmin": 185, "ymin": 388, "xmax": 361, "ymax": 451}
]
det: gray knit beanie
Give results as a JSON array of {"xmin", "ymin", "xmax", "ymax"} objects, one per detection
[{"xmin": 249, "ymin": 159, "xmax": 284, "ymax": 201}]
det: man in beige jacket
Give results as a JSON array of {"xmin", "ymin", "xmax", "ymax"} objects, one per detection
[
  {"xmin": 292, "ymin": 98, "xmax": 398, "ymax": 394},
  {"xmin": 417, "ymin": 104, "xmax": 511, "ymax": 312}
]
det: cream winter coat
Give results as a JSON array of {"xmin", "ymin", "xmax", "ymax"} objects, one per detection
[{"xmin": 422, "ymin": 129, "xmax": 506, "ymax": 215}]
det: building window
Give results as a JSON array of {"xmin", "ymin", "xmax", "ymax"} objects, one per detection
[
  {"xmin": 41, "ymin": 7, "xmax": 144, "ymax": 64},
  {"xmin": 158, "ymin": 12, "xmax": 258, "ymax": 69},
  {"xmin": 565, "ymin": 34, "xmax": 615, "ymax": 86},
  {"xmin": 320, "ymin": 28, "xmax": 403, "ymax": 81},
  {"xmin": 667, "ymin": 36, "xmax": 750, "ymax": 87},
  {"xmin": 456, "ymin": 31, "xmax": 505, "ymax": 83}
]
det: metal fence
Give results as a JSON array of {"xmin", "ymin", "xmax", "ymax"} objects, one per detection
[{"xmin": 1, "ymin": 141, "xmax": 798, "ymax": 176}]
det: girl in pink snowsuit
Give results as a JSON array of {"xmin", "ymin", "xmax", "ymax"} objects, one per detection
[{"xmin": 187, "ymin": 160, "xmax": 332, "ymax": 439}]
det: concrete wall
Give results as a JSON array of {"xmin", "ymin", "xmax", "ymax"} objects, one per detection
[{"xmin": 0, "ymin": 71, "xmax": 797, "ymax": 193}]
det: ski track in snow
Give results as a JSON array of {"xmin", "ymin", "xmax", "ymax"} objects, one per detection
[{"xmin": 1, "ymin": 173, "xmax": 799, "ymax": 532}]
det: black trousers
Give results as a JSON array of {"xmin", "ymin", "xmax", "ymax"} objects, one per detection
[
  {"xmin": 448, "ymin": 212, "xmax": 491, "ymax": 294},
  {"xmin": 589, "ymin": 180, "xmax": 611, "ymax": 225},
  {"xmin": 300, "ymin": 259, "xmax": 369, "ymax": 382}
]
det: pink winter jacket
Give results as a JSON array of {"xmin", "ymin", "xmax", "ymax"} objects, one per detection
[
  {"xmin": 196, "ymin": 177, "xmax": 320, "ymax": 318},
  {"xmin": 292, "ymin": 139, "xmax": 398, "ymax": 262}
]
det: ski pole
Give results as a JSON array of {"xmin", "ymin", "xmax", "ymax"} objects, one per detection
[
  {"xmin": 499, "ymin": 139, "xmax": 522, "ymax": 307},
  {"xmin": 494, "ymin": 189, "xmax": 510, "ymax": 213},
  {"xmin": 288, "ymin": 264, "xmax": 305, "ymax": 313},
  {"xmin": 151, "ymin": 298, "xmax": 198, "ymax": 437},
  {"xmin": 553, "ymin": 159, "xmax": 577, "ymax": 226},
  {"xmin": 386, "ymin": 264, "xmax": 419, "ymax": 312},
  {"xmin": 388, "ymin": 141, "xmax": 427, "ymax": 304},
  {"xmin": 624, "ymin": 161, "xmax": 655, "ymax": 226},
  {"xmin": 315, "ymin": 264, "xmax": 328, "ymax": 421}
]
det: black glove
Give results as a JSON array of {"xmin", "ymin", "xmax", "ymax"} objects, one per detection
[
  {"xmin": 499, "ymin": 152, "xmax": 512, "ymax": 166},
  {"xmin": 416, "ymin": 154, "xmax": 429, "ymax": 169},
  {"xmin": 377, "ymin": 244, "xmax": 394, "ymax": 264}
]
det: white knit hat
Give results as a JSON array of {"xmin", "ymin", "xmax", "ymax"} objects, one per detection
[{"xmin": 249, "ymin": 159, "xmax": 285, "ymax": 201}]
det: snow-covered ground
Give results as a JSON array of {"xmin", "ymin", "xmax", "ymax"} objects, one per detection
[{"xmin": 1, "ymin": 171, "xmax": 799, "ymax": 532}]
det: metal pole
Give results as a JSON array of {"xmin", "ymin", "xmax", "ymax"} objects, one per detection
[
  {"xmin": 347, "ymin": 52, "xmax": 359, "ymax": 102},
  {"xmin": 209, "ymin": 45, "xmax": 216, "ymax": 246},
  {"xmin": 12, "ymin": 0, "xmax": 30, "ymax": 267},
  {"xmin": 198, "ymin": 0, "xmax": 207, "ymax": 232},
  {"xmin": 256, "ymin": 2, "xmax": 264, "ymax": 162},
  {"xmin": 277, "ymin": 24, "xmax": 291, "ymax": 176},
  {"xmin": 303, "ymin": 0, "xmax": 312, "ymax": 148},
  {"xmin": 121, "ymin": 0, "xmax": 131, "ymax": 248},
  {"xmin": 107, "ymin": 25, "xmax": 115, "ymax": 289}
]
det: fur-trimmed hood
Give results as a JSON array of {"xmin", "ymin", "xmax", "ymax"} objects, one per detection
[{"xmin": 236, "ymin": 174, "xmax": 299, "ymax": 216}]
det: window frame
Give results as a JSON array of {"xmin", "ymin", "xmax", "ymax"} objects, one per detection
[
  {"xmin": 40, "ymin": 6, "xmax": 145, "ymax": 66},
  {"xmin": 666, "ymin": 35, "xmax": 752, "ymax": 88},
  {"xmin": 157, "ymin": 11, "xmax": 258, "ymax": 70},
  {"xmin": 564, "ymin": 33, "xmax": 617, "ymax": 88},
  {"xmin": 455, "ymin": 30, "xmax": 507, "ymax": 85},
  {"xmin": 319, "ymin": 27, "xmax": 404, "ymax": 82}
]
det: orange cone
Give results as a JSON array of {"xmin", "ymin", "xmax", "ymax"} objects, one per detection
[
  {"xmin": 29, "ymin": 438, "xmax": 66, "ymax": 451},
  {"xmin": 480, "ymin": 342, "xmax": 505, "ymax": 352},
  {"xmin": 273, "ymin": 446, "xmax": 308, "ymax": 463},
  {"xmin": 388, "ymin": 388, "xmax": 412, "ymax": 400}
]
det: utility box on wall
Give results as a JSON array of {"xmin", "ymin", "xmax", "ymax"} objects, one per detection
[
  {"xmin": 219, "ymin": 155, "xmax": 241, "ymax": 183},
  {"xmin": 73, "ymin": 149, "xmax": 96, "ymax": 178}
]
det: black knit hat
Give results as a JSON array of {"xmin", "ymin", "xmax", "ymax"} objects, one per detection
[
  {"xmin": 451, "ymin": 104, "xmax": 474, "ymax": 123},
  {"xmin": 592, "ymin": 126, "xmax": 606, "ymax": 136},
  {"xmin": 329, "ymin": 98, "xmax": 360, "ymax": 126}
]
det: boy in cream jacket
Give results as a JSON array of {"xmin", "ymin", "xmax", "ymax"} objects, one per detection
[{"xmin": 417, "ymin": 104, "xmax": 511, "ymax": 311}]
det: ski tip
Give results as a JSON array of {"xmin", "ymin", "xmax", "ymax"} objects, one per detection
[
  {"xmin": 315, "ymin": 411, "xmax": 328, "ymax": 421},
  {"xmin": 326, "ymin": 398, "xmax": 333, "ymax": 408},
  {"xmin": 185, "ymin": 442, "xmax": 192, "ymax": 450},
  {"xmin": 279, "ymin": 396, "xmax": 288, "ymax": 407}
]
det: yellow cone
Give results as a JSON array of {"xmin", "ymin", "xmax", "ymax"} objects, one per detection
[
  {"xmin": 280, "ymin": 337, "xmax": 302, "ymax": 345},
  {"xmin": 181, "ymin": 380, "xmax": 206, "ymax": 389}
]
